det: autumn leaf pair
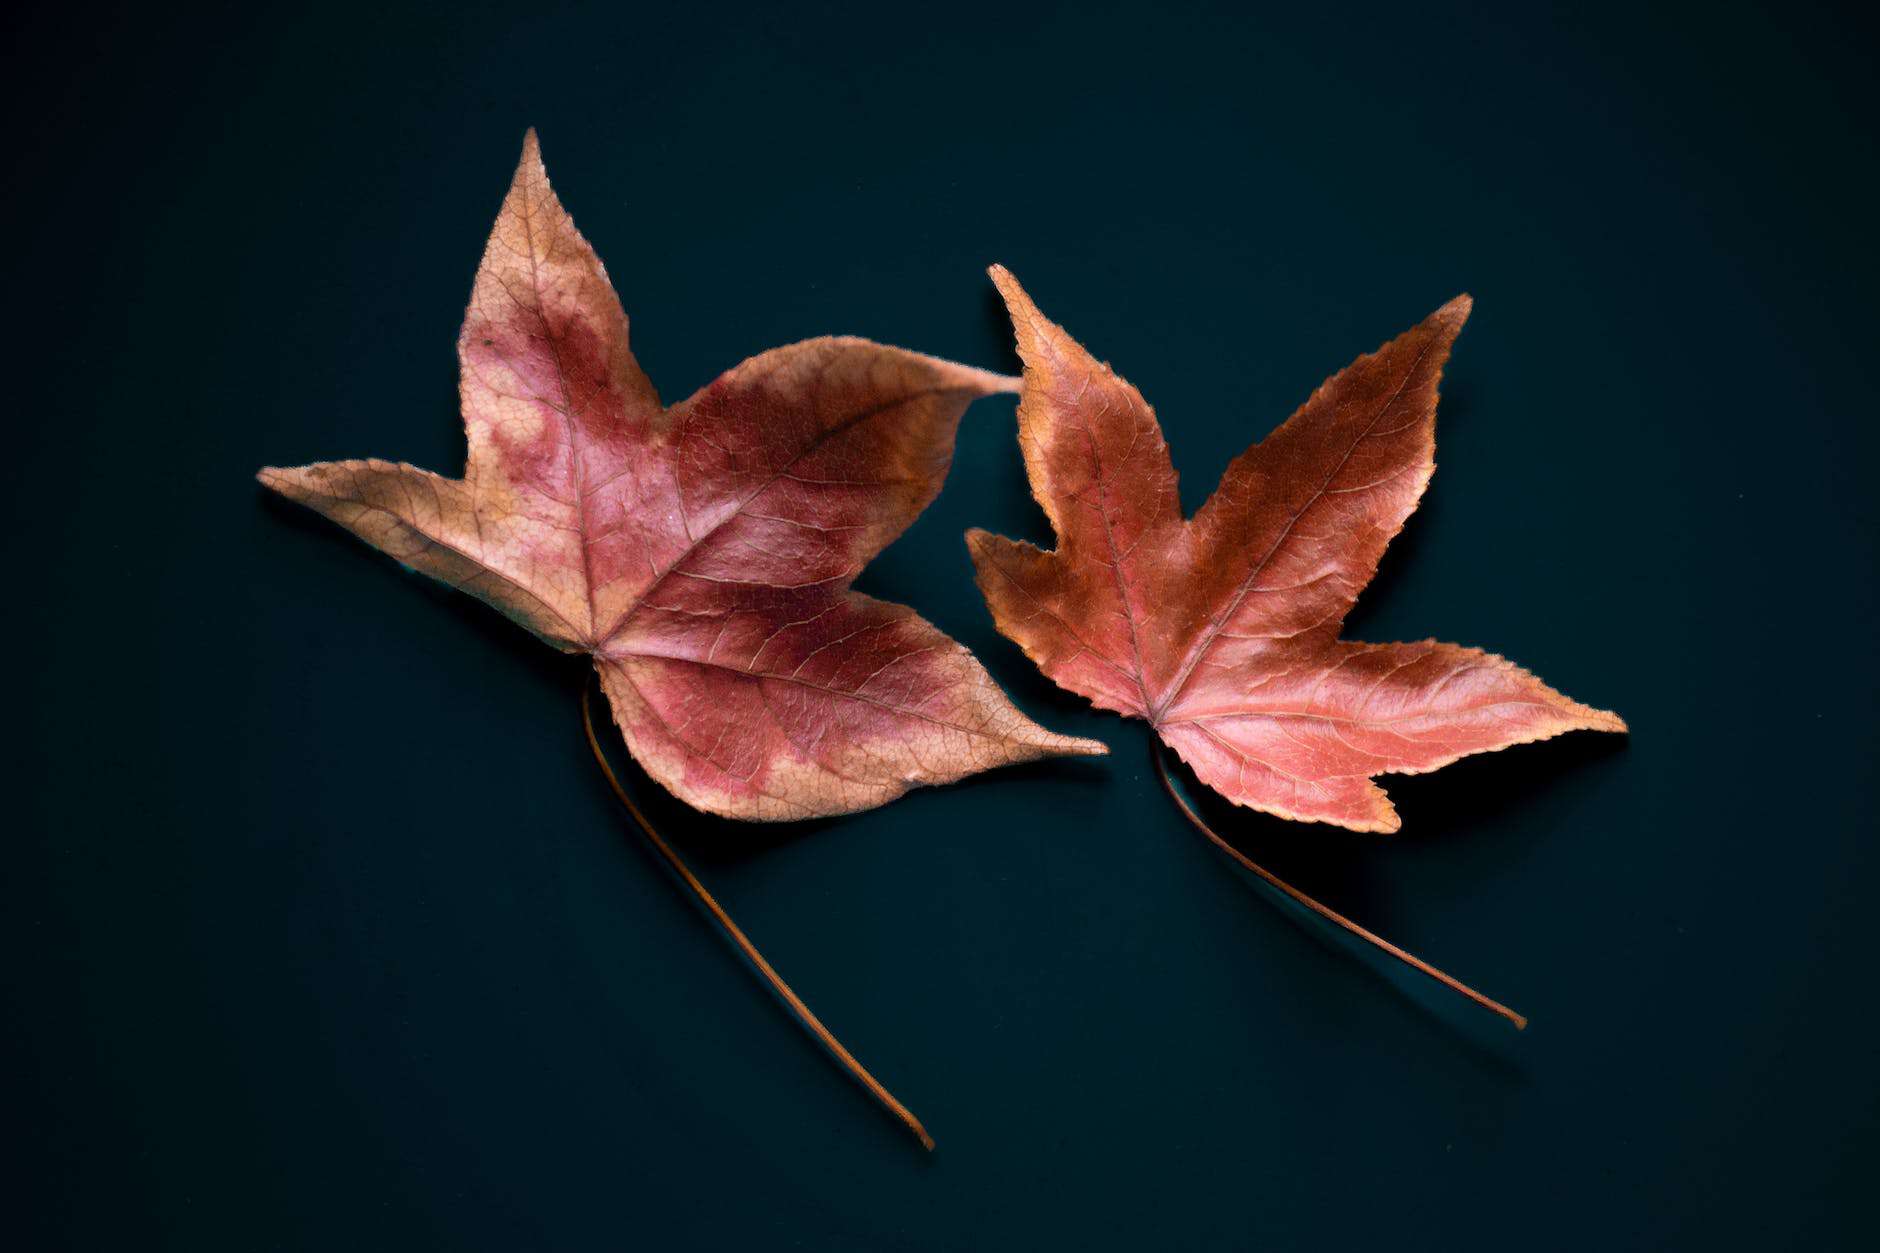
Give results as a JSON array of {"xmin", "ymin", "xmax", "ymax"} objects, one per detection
[
  {"xmin": 263, "ymin": 132, "xmax": 1626, "ymax": 1145},
  {"xmin": 262, "ymin": 131, "xmax": 1622, "ymax": 837}
]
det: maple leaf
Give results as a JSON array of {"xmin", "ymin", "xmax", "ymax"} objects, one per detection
[
  {"xmin": 968, "ymin": 267, "xmax": 1624, "ymax": 834},
  {"xmin": 260, "ymin": 136, "xmax": 1103, "ymax": 821}
]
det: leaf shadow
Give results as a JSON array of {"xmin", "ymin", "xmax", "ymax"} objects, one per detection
[
  {"xmin": 982, "ymin": 283, "xmax": 1020, "ymax": 370},
  {"xmin": 1338, "ymin": 381, "xmax": 1477, "ymax": 637},
  {"xmin": 1383, "ymin": 730, "xmax": 1629, "ymax": 840},
  {"xmin": 256, "ymin": 487, "xmax": 575, "ymax": 692},
  {"xmin": 931, "ymin": 746, "xmax": 1117, "ymax": 804}
]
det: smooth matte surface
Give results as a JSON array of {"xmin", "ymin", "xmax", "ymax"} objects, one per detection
[{"xmin": 6, "ymin": 2, "xmax": 1876, "ymax": 1249}]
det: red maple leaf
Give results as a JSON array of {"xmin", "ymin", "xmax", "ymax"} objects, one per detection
[
  {"xmin": 261, "ymin": 138, "xmax": 1103, "ymax": 821},
  {"xmin": 969, "ymin": 267, "xmax": 1623, "ymax": 834}
]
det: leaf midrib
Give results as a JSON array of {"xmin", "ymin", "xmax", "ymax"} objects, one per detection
[{"xmin": 1149, "ymin": 339, "xmax": 1434, "ymax": 723}]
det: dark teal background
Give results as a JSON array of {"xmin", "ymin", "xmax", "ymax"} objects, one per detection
[{"xmin": 8, "ymin": 1, "xmax": 1877, "ymax": 1248}]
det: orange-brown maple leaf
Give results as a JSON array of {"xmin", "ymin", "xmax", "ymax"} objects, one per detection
[
  {"xmin": 261, "ymin": 136, "xmax": 1103, "ymax": 820},
  {"xmin": 969, "ymin": 268, "xmax": 1623, "ymax": 833}
]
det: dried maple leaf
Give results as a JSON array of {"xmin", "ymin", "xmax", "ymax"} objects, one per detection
[
  {"xmin": 260, "ymin": 136, "xmax": 1103, "ymax": 820},
  {"xmin": 969, "ymin": 267, "xmax": 1624, "ymax": 835}
]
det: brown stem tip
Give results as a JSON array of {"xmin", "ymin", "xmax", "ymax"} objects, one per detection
[{"xmin": 581, "ymin": 683, "xmax": 936, "ymax": 1150}]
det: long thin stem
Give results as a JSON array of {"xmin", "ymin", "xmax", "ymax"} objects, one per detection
[
  {"xmin": 1153, "ymin": 744, "xmax": 1527, "ymax": 1030},
  {"xmin": 581, "ymin": 683, "xmax": 935, "ymax": 1150}
]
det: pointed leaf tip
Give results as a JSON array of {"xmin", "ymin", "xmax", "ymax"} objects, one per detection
[
  {"xmin": 255, "ymin": 464, "xmax": 304, "ymax": 495},
  {"xmin": 513, "ymin": 129, "xmax": 547, "ymax": 187},
  {"xmin": 987, "ymin": 264, "xmax": 1026, "ymax": 308}
]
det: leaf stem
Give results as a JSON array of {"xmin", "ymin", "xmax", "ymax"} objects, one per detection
[
  {"xmin": 581, "ymin": 683, "xmax": 936, "ymax": 1150},
  {"xmin": 1152, "ymin": 743, "xmax": 1527, "ymax": 1030}
]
